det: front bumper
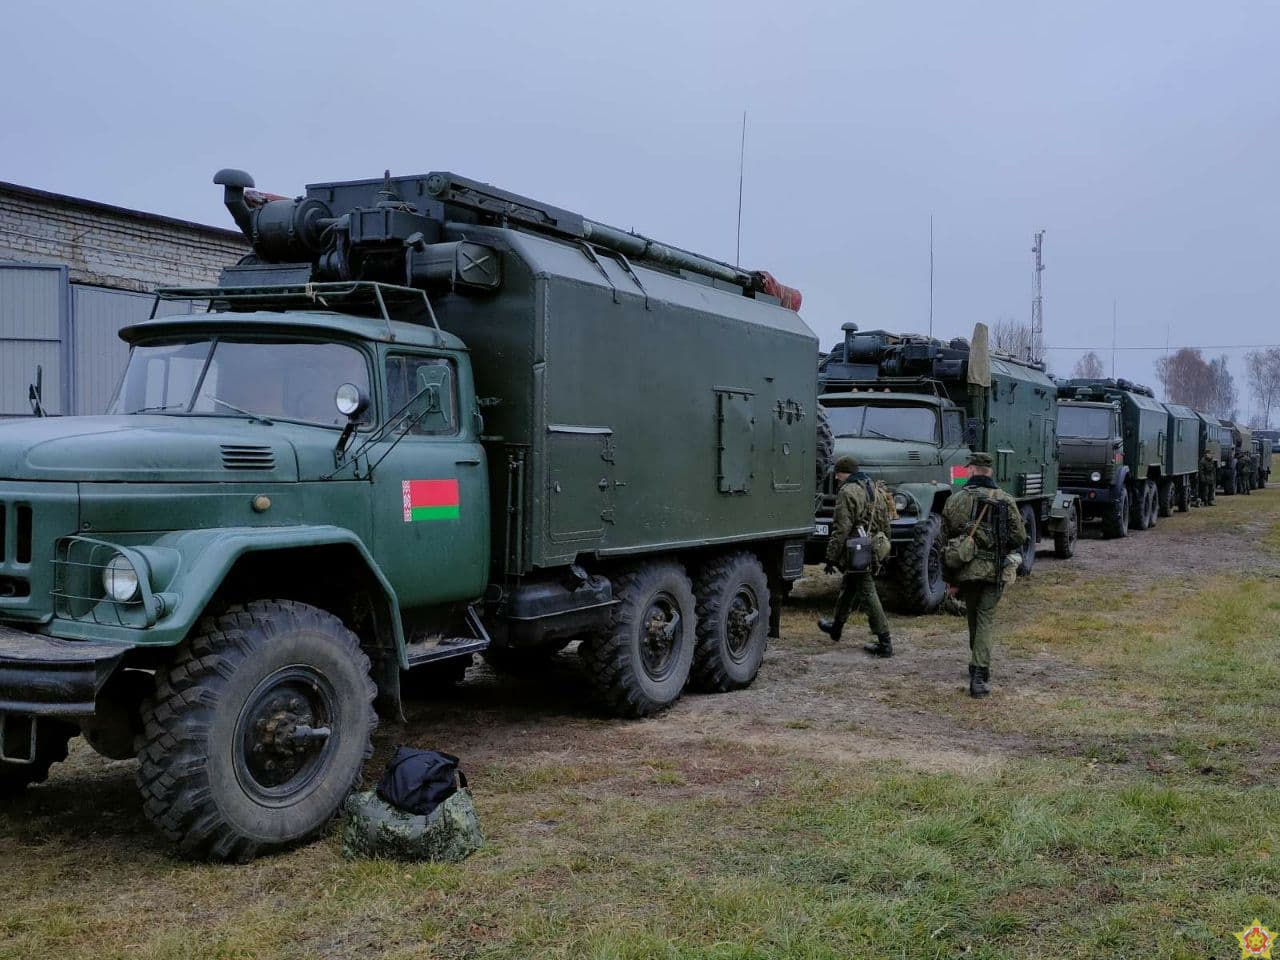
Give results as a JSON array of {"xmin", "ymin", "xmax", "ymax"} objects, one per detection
[
  {"xmin": 1061, "ymin": 485, "xmax": 1115, "ymax": 515},
  {"xmin": 0, "ymin": 623, "xmax": 130, "ymax": 716}
]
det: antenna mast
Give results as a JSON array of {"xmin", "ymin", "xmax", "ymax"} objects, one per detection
[
  {"xmin": 1030, "ymin": 229, "xmax": 1045, "ymax": 362},
  {"xmin": 735, "ymin": 111, "xmax": 746, "ymax": 267}
]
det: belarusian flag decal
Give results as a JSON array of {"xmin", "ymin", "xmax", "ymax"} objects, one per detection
[
  {"xmin": 402, "ymin": 479, "xmax": 460, "ymax": 522},
  {"xmin": 950, "ymin": 466, "xmax": 968, "ymax": 486}
]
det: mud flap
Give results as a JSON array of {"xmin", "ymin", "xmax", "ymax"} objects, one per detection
[{"xmin": 1044, "ymin": 492, "xmax": 1078, "ymax": 533}]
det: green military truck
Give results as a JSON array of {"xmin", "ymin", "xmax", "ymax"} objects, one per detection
[
  {"xmin": 1222, "ymin": 420, "xmax": 1253, "ymax": 494},
  {"xmin": 1194, "ymin": 410, "xmax": 1225, "ymax": 502},
  {"xmin": 811, "ymin": 323, "xmax": 1078, "ymax": 613},
  {"xmin": 1055, "ymin": 379, "xmax": 1194, "ymax": 536},
  {"xmin": 0, "ymin": 168, "xmax": 818, "ymax": 859},
  {"xmin": 1257, "ymin": 438, "xmax": 1273, "ymax": 487}
]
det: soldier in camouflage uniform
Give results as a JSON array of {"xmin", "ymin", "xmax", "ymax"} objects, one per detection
[
  {"xmin": 818, "ymin": 455, "xmax": 894, "ymax": 656},
  {"xmin": 1197, "ymin": 450, "xmax": 1217, "ymax": 506},
  {"xmin": 941, "ymin": 452, "xmax": 1027, "ymax": 697}
]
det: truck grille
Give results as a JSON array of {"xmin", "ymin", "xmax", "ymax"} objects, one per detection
[
  {"xmin": 0, "ymin": 502, "xmax": 34, "ymax": 565},
  {"xmin": 1061, "ymin": 464, "xmax": 1115, "ymax": 487},
  {"xmin": 221, "ymin": 444, "xmax": 275, "ymax": 470}
]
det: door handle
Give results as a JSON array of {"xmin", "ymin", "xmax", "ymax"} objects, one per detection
[{"xmin": 455, "ymin": 457, "xmax": 481, "ymax": 465}]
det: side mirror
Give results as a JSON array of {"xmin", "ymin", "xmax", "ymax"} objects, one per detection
[{"xmin": 335, "ymin": 383, "xmax": 369, "ymax": 420}]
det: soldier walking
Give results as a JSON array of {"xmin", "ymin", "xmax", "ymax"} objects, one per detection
[
  {"xmin": 941, "ymin": 452, "xmax": 1027, "ymax": 698},
  {"xmin": 1198, "ymin": 450, "xmax": 1217, "ymax": 506},
  {"xmin": 818, "ymin": 455, "xmax": 893, "ymax": 657}
]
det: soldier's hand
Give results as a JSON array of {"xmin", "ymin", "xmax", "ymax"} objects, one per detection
[{"xmin": 823, "ymin": 563, "xmax": 836, "ymax": 575}]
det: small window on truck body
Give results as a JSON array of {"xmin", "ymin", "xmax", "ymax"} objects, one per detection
[{"xmin": 385, "ymin": 354, "xmax": 459, "ymax": 436}]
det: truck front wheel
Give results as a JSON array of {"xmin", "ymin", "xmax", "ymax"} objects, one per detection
[
  {"xmin": 1131, "ymin": 482, "xmax": 1151, "ymax": 531},
  {"xmin": 1017, "ymin": 505, "xmax": 1038, "ymax": 576},
  {"xmin": 1053, "ymin": 502, "xmax": 1078, "ymax": 559},
  {"xmin": 895, "ymin": 513, "xmax": 946, "ymax": 614},
  {"xmin": 1103, "ymin": 488, "xmax": 1130, "ymax": 539},
  {"xmin": 580, "ymin": 562, "xmax": 695, "ymax": 717},
  {"xmin": 137, "ymin": 600, "xmax": 377, "ymax": 861},
  {"xmin": 691, "ymin": 552, "xmax": 770, "ymax": 692}
]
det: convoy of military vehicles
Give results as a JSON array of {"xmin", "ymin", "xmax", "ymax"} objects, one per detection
[{"xmin": 0, "ymin": 167, "xmax": 1270, "ymax": 860}]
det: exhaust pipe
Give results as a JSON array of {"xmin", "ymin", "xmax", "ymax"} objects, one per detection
[{"xmin": 213, "ymin": 168, "xmax": 255, "ymax": 236}]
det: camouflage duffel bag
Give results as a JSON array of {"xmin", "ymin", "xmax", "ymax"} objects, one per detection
[{"xmin": 341, "ymin": 788, "xmax": 484, "ymax": 862}]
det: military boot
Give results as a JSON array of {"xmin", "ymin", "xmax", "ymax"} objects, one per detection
[
  {"xmin": 969, "ymin": 665, "xmax": 991, "ymax": 698},
  {"xmin": 863, "ymin": 633, "xmax": 893, "ymax": 658},
  {"xmin": 817, "ymin": 617, "xmax": 845, "ymax": 642}
]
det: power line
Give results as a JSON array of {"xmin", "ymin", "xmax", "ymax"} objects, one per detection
[{"xmin": 1047, "ymin": 343, "xmax": 1280, "ymax": 352}]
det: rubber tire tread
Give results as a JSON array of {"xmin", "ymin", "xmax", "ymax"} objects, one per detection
[
  {"xmin": 1131, "ymin": 482, "xmax": 1151, "ymax": 531},
  {"xmin": 1103, "ymin": 488, "xmax": 1129, "ymax": 539},
  {"xmin": 0, "ymin": 720, "xmax": 75, "ymax": 799},
  {"xmin": 1017, "ymin": 505, "xmax": 1037, "ymax": 576},
  {"xmin": 136, "ymin": 600, "xmax": 377, "ymax": 862},
  {"xmin": 1157, "ymin": 480, "xmax": 1173, "ymax": 518},
  {"xmin": 690, "ymin": 552, "xmax": 770, "ymax": 693},
  {"xmin": 579, "ymin": 563, "xmax": 695, "ymax": 718},
  {"xmin": 896, "ymin": 513, "xmax": 945, "ymax": 614},
  {"xmin": 815, "ymin": 406, "xmax": 835, "ymax": 497}
]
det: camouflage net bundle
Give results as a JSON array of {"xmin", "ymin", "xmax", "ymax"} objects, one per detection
[{"xmin": 341, "ymin": 789, "xmax": 484, "ymax": 862}]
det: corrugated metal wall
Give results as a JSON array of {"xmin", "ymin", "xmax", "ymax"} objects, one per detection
[
  {"xmin": 0, "ymin": 264, "xmax": 67, "ymax": 415},
  {"xmin": 1, "ymin": 264, "xmax": 194, "ymax": 417}
]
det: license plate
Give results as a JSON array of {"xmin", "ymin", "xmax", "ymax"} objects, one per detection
[{"xmin": 814, "ymin": 523, "xmax": 830, "ymax": 537}]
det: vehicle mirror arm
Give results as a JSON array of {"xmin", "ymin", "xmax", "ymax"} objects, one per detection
[{"xmin": 326, "ymin": 382, "xmax": 437, "ymax": 479}]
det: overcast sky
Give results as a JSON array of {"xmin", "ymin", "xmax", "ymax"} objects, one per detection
[{"xmin": 3, "ymin": 1, "xmax": 1277, "ymax": 417}]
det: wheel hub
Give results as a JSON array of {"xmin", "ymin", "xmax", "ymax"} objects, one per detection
[
  {"xmin": 724, "ymin": 587, "xmax": 759, "ymax": 659},
  {"xmin": 236, "ymin": 668, "xmax": 337, "ymax": 801},
  {"xmin": 640, "ymin": 594, "xmax": 681, "ymax": 681}
]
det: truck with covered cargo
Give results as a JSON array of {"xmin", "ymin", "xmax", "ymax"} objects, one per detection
[
  {"xmin": 1054, "ymin": 379, "xmax": 1197, "ymax": 536},
  {"xmin": 0, "ymin": 168, "xmax": 818, "ymax": 859},
  {"xmin": 810, "ymin": 323, "xmax": 1079, "ymax": 614}
]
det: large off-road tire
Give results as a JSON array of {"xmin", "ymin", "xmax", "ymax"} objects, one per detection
[
  {"xmin": 579, "ymin": 562, "xmax": 696, "ymax": 717},
  {"xmin": 1017, "ymin": 504, "xmax": 1038, "ymax": 576},
  {"xmin": 1102, "ymin": 487, "xmax": 1130, "ymax": 539},
  {"xmin": 1145, "ymin": 482, "xmax": 1159, "ymax": 527},
  {"xmin": 0, "ymin": 719, "xmax": 76, "ymax": 799},
  {"xmin": 896, "ymin": 513, "xmax": 946, "ymax": 614},
  {"xmin": 1157, "ymin": 479, "xmax": 1174, "ymax": 518},
  {"xmin": 1131, "ymin": 482, "xmax": 1151, "ymax": 531},
  {"xmin": 815, "ymin": 406, "xmax": 835, "ymax": 494},
  {"xmin": 1175, "ymin": 477, "xmax": 1190, "ymax": 513},
  {"xmin": 137, "ymin": 600, "xmax": 377, "ymax": 861},
  {"xmin": 690, "ymin": 552, "xmax": 770, "ymax": 692},
  {"xmin": 1053, "ymin": 502, "xmax": 1078, "ymax": 559}
]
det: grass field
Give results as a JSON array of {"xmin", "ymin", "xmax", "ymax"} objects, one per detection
[{"xmin": 2, "ymin": 491, "xmax": 1278, "ymax": 959}]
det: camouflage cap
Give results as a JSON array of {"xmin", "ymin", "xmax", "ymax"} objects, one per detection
[
  {"xmin": 967, "ymin": 451, "xmax": 994, "ymax": 467},
  {"xmin": 834, "ymin": 455, "xmax": 860, "ymax": 474}
]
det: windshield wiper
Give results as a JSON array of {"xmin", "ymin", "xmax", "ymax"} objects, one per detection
[
  {"xmin": 864, "ymin": 428, "xmax": 897, "ymax": 440},
  {"xmin": 207, "ymin": 397, "xmax": 274, "ymax": 425},
  {"xmin": 129, "ymin": 402, "xmax": 187, "ymax": 415}
]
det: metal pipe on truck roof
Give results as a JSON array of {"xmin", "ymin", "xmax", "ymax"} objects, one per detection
[{"xmin": 580, "ymin": 219, "xmax": 753, "ymax": 288}]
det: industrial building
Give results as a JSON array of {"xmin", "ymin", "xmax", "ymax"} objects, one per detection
[{"xmin": 0, "ymin": 182, "xmax": 249, "ymax": 416}]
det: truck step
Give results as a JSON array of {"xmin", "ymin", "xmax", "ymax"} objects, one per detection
[{"xmin": 404, "ymin": 636, "xmax": 489, "ymax": 668}]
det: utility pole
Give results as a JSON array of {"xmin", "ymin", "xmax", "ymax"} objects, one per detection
[
  {"xmin": 1111, "ymin": 299, "xmax": 1117, "ymax": 378},
  {"xmin": 1030, "ymin": 230, "xmax": 1045, "ymax": 363}
]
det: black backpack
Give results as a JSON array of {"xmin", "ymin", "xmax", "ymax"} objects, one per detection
[{"xmin": 376, "ymin": 747, "xmax": 467, "ymax": 817}]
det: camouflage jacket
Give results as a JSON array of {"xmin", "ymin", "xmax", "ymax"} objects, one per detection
[
  {"xmin": 825, "ymin": 473, "xmax": 890, "ymax": 569},
  {"xmin": 1199, "ymin": 455, "xmax": 1217, "ymax": 481},
  {"xmin": 940, "ymin": 477, "xmax": 1027, "ymax": 583}
]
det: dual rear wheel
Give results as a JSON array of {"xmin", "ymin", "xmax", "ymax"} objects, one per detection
[{"xmin": 579, "ymin": 553, "xmax": 770, "ymax": 717}]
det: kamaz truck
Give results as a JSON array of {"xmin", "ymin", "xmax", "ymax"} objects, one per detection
[
  {"xmin": 810, "ymin": 323, "xmax": 1078, "ymax": 614},
  {"xmin": 1055, "ymin": 379, "xmax": 1196, "ymax": 537},
  {"xmin": 0, "ymin": 168, "xmax": 818, "ymax": 859},
  {"xmin": 1222, "ymin": 420, "xmax": 1253, "ymax": 494}
]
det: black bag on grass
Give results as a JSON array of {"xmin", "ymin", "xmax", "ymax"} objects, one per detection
[{"xmin": 376, "ymin": 747, "xmax": 467, "ymax": 816}]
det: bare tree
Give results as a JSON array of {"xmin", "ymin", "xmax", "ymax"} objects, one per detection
[
  {"xmin": 1245, "ymin": 348, "xmax": 1280, "ymax": 429},
  {"xmin": 1154, "ymin": 348, "xmax": 1214, "ymax": 410},
  {"xmin": 990, "ymin": 317, "xmax": 1037, "ymax": 362},
  {"xmin": 1071, "ymin": 351, "xmax": 1105, "ymax": 379},
  {"xmin": 1207, "ymin": 355, "xmax": 1238, "ymax": 420}
]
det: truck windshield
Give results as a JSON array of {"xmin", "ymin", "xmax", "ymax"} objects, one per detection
[
  {"xmin": 1058, "ymin": 405, "xmax": 1112, "ymax": 439},
  {"xmin": 111, "ymin": 338, "xmax": 371, "ymax": 427},
  {"xmin": 825, "ymin": 404, "xmax": 938, "ymax": 444}
]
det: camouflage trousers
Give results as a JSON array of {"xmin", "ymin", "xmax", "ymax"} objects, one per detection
[
  {"xmin": 957, "ymin": 581, "xmax": 1003, "ymax": 670},
  {"xmin": 831, "ymin": 570, "xmax": 889, "ymax": 637},
  {"xmin": 1199, "ymin": 478, "xmax": 1216, "ymax": 505}
]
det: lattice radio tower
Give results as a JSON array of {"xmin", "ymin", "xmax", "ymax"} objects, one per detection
[{"xmin": 1029, "ymin": 230, "xmax": 1046, "ymax": 363}]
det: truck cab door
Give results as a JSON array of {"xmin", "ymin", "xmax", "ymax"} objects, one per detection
[{"xmin": 367, "ymin": 350, "xmax": 489, "ymax": 610}]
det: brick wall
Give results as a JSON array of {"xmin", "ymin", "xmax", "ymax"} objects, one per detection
[{"xmin": 0, "ymin": 184, "xmax": 250, "ymax": 293}]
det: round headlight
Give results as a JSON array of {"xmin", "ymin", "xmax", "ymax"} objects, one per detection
[
  {"xmin": 103, "ymin": 554, "xmax": 140, "ymax": 603},
  {"xmin": 335, "ymin": 382, "xmax": 367, "ymax": 418},
  {"xmin": 1090, "ymin": 471, "xmax": 1102, "ymax": 482},
  {"xmin": 893, "ymin": 493, "xmax": 910, "ymax": 512}
]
